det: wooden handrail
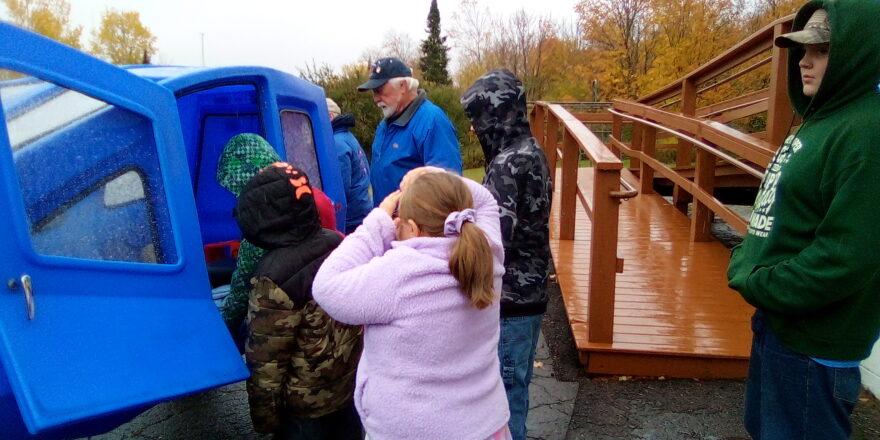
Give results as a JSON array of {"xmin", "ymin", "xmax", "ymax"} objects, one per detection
[
  {"xmin": 614, "ymin": 99, "xmax": 776, "ymax": 167},
  {"xmin": 660, "ymin": 58, "xmax": 772, "ymax": 110},
  {"xmin": 640, "ymin": 15, "xmax": 794, "ymax": 105},
  {"xmin": 708, "ymin": 100, "xmax": 770, "ymax": 124},
  {"xmin": 610, "ymin": 98, "xmax": 777, "ymax": 238},
  {"xmin": 609, "ymin": 135, "xmax": 749, "ymax": 234},
  {"xmin": 697, "ymin": 88, "xmax": 769, "ymax": 118},
  {"xmin": 607, "ymin": 108, "xmax": 766, "ymax": 179},
  {"xmin": 531, "ymin": 101, "xmax": 635, "ymax": 345},
  {"xmin": 545, "ymin": 103, "xmax": 622, "ymax": 170},
  {"xmin": 553, "ymin": 141, "xmax": 637, "ymax": 209},
  {"xmin": 697, "ymin": 56, "xmax": 771, "ymax": 96}
]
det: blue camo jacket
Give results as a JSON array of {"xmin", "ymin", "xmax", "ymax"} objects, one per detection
[
  {"xmin": 370, "ymin": 91, "xmax": 462, "ymax": 205},
  {"xmin": 461, "ymin": 69, "xmax": 553, "ymax": 317},
  {"xmin": 331, "ymin": 114, "xmax": 372, "ymax": 234}
]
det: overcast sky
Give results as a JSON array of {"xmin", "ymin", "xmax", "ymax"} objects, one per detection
[{"xmin": 8, "ymin": 0, "xmax": 579, "ymax": 75}]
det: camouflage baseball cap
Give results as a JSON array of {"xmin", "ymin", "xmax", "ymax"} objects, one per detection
[{"xmin": 775, "ymin": 9, "xmax": 830, "ymax": 48}]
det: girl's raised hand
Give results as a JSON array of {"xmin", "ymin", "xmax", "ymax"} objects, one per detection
[{"xmin": 379, "ymin": 190, "xmax": 402, "ymax": 218}]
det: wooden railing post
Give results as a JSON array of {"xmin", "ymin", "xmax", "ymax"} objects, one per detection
[
  {"xmin": 529, "ymin": 104, "xmax": 538, "ymax": 136},
  {"xmin": 588, "ymin": 168, "xmax": 621, "ymax": 344},
  {"xmin": 674, "ymin": 78, "xmax": 698, "ymax": 214},
  {"xmin": 690, "ymin": 146, "xmax": 716, "ymax": 241},
  {"xmin": 545, "ymin": 115, "xmax": 560, "ymax": 186},
  {"xmin": 766, "ymin": 22, "xmax": 794, "ymax": 146},
  {"xmin": 532, "ymin": 104, "xmax": 546, "ymax": 149},
  {"xmin": 611, "ymin": 113, "xmax": 622, "ymax": 158},
  {"xmin": 675, "ymin": 138, "xmax": 693, "ymax": 169},
  {"xmin": 681, "ymin": 78, "xmax": 697, "ymax": 116},
  {"xmin": 559, "ymin": 130, "xmax": 578, "ymax": 240},
  {"xmin": 630, "ymin": 123, "xmax": 643, "ymax": 174},
  {"xmin": 683, "ymin": 77, "xmax": 718, "ymax": 241},
  {"xmin": 673, "ymin": 184, "xmax": 692, "ymax": 215},
  {"xmin": 639, "ymin": 126, "xmax": 657, "ymax": 195}
]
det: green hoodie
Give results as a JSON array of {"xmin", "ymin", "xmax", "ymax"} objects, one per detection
[
  {"xmin": 727, "ymin": 0, "xmax": 880, "ymax": 361},
  {"xmin": 216, "ymin": 134, "xmax": 281, "ymax": 330}
]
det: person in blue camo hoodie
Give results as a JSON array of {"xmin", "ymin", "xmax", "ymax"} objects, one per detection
[{"xmin": 461, "ymin": 69, "xmax": 553, "ymax": 440}]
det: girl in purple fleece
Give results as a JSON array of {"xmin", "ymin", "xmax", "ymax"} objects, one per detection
[{"xmin": 313, "ymin": 167, "xmax": 511, "ymax": 440}]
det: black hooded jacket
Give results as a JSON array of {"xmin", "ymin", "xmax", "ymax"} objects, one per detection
[
  {"xmin": 236, "ymin": 165, "xmax": 341, "ymax": 302},
  {"xmin": 461, "ymin": 69, "xmax": 553, "ymax": 317},
  {"xmin": 234, "ymin": 164, "xmax": 361, "ymax": 429}
]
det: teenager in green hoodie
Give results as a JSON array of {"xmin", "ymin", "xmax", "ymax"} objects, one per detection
[{"xmin": 727, "ymin": 1, "xmax": 880, "ymax": 438}]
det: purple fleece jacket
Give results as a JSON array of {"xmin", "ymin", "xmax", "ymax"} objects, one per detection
[{"xmin": 313, "ymin": 177, "xmax": 509, "ymax": 440}]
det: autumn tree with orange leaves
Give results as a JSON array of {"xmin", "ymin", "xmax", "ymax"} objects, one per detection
[
  {"xmin": 574, "ymin": 0, "xmax": 801, "ymax": 100},
  {"xmin": 2, "ymin": 0, "xmax": 82, "ymax": 48},
  {"xmin": 646, "ymin": 0, "xmax": 745, "ymax": 90},
  {"xmin": 575, "ymin": 0, "xmax": 655, "ymax": 99},
  {"xmin": 91, "ymin": 8, "xmax": 157, "ymax": 65}
]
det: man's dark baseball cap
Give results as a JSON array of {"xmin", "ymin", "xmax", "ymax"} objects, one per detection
[{"xmin": 357, "ymin": 57, "xmax": 413, "ymax": 91}]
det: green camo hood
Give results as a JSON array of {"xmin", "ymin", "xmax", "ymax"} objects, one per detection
[
  {"xmin": 786, "ymin": 0, "xmax": 880, "ymax": 119},
  {"xmin": 216, "ymin": 133, "xmax": 281, "ymax": 196}
]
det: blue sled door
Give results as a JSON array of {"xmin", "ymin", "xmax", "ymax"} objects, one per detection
[{"xmin": 0, "ymin": 24, "xmax": 248, "ymax": 436}]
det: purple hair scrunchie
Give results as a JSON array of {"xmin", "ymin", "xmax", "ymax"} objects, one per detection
[{"xmin": 443, "ymin": 209, "xmax": 476, "ymax": 237}]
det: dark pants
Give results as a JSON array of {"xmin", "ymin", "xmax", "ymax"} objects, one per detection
[
  {"xmin": 744, "ymin": 311, "xmax": 861, "ymax": 440},
  {"xmin": 274, "ymin": 401, "xmax": 362, "ymax": 440}
]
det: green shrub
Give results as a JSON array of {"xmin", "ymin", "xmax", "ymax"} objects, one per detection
[
  {"xmin": 322, "ymin": 71, "xmax": 382, "ymax": 159},
  {"xmin": 425, "ymin": 85, "xmax": 484, "ymax": 169}
]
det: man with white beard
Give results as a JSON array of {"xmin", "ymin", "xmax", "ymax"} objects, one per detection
[{"xmin": 357, "ymin": 57, "xmax": 462, "ymax": 205}]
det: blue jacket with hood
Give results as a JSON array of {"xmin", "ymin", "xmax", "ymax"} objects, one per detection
[{"xmin": 331, "ymin": 114, "xmax": 372, "ymax": 233}]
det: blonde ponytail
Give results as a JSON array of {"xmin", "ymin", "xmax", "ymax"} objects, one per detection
[
  {"xmin": 449, "ymin": 221, "xmax": 495, "ymax": 309},
  {"xmin": 398, "ymin": 172, "xmax": 497, "ymax": 309}
]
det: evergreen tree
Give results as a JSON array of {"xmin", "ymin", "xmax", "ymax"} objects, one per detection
[{"xmin": 419, "ymin": 0, "xmax": 451, "ymax": 85}]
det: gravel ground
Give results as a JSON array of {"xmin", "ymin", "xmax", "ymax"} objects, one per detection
[{"xmin": 84, "ymin": 382, "xmax": 269, "ymax": 440}]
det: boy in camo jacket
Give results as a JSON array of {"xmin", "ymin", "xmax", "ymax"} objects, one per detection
[
  {"xmin": 235, "ymin": 163, "xmax": 362, "ymax": 440},
  {"xmin": 461, "ymin": 69, "xmax": 553, "ymax": 440}
]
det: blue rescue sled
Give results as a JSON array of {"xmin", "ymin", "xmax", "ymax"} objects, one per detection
[{"xmin": 0, "ymin": 23, "xmax": 345, "ymax": 439}]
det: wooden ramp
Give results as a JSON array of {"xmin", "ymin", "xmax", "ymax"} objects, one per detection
[{"xmin": 551, "ymin": 168, "xmax": 754, "ymax": 378}]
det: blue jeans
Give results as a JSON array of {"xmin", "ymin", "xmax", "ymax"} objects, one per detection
[
  {"xmin": 745, "ymin": 311, "xmax": 861, "ymax": 440},
  {"xmin": 498, "ymin": 314, "xmax": 543, "ymax": 440}
]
